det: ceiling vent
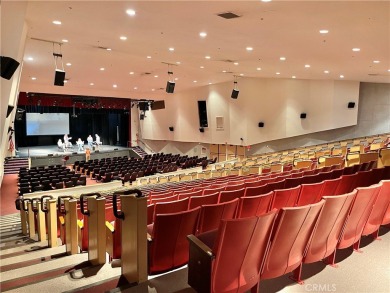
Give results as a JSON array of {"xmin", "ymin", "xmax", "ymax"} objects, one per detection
[{"xmin": 217, "ymin": 12, "xmax": 241, "ymax": 19}]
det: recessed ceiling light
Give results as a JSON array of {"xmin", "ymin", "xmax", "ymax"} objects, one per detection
[
  {"xmin": 52, "ymin": 20, "xmax": 62, "ymax": 25},
  {"xmin": 199, "ymin": 32, "xmax": 207, "ymax": 38},
  {"xmin": 193, "ymin": 80, "xmax": 198, "ymax": 83},
  {"xmin": 90, "ymin": 83, "xmax": 94, "ymax": 86},
  {"xmin": 319, "ymin": 29, "xmax": 329, "ymax": 34},
  {"xmin": 64, "ymin": 80, "xmax": 68, "ymax": 83},
  {"xmin": 120, "ymin": 36, "xmax": 127, "ymax": 40},
  {"xmin": 292, "ymin": 76, "xmax": 296, "ymax": 79},
  {"xmin": 208, "ymin": 82, "xmax": 212, "ymax": 85},
  {"xmin": 27, "ymin": 57, "xmax": 34, "ymax": 61},
  {"xmin": 126, "ymin": 9, "xmax": 136, "ymax": 16},
  {"xmin": 222, "ymin": 70, "xmax": 227, "ymax": 73},
  {"xmin": 129, "ymin": 71, "xmax": 134, "ymax": 75},
  {"xmin": 373, "ymin": 60, "xmax": 380, "ymax": 64},
  {"xmin": 100, "ymin": 67, "xmax": 105, "ymax": 71},
  {"xmin": 66, "ymin": 63, "xmax": 71, "ymax": 66},
  {"xmin": 256, "ymin": 67, "xmax": 262, "ymax": 71},
  {"xmin": 147, "ymin": 56, "xmax": 152, "ymax": 59},
  {"xmin": 134, "ymin": 87, "xmax": 138, "ymax": 90},
  {"xmin": 205, "ymin": 56, "xmax": 211, "ymax": 59},
  {"xmin": 246, "ymin": 47, "xmax": 253, "ymax": 51},
  {"xmin": 169, "ymin": 47, "xmax": 175, "ymax": 51},
  {"xmin": 106, "ymin": 48, "xmax": 112, "ymax": 51},
  {"xmin": 352, "ymin": 48, "xmax": 360, "ymax": 52},
  {"xmin": 154, "ymin": 75, "xmax": 158, "ymax": 78},
  {"xmin": 387, "ymin": 69, "xmax": 390, "ymax": 72},
  {"xmin": 200, "ymin": 66, "xmax": 204, "ymax": 69},
  {"xmin": 261, "ymin": 0, "xmax": 272, "ymax": 2},
  {"xmin": 113, "ymin": 84, "xmax": 117, "ymax": 88},
  {"xmin": 176, "ymin": 61, "xmax": 181, "ymax": 64},
  {"xmin": 239, "ymin": 73, "xmax": 244, "ymax": 76},
  {"xmin": 152, "ymin": 89, "xmax": 155, "ymax": 91},
  {"xmin": 234, "ymin": 62, "xmax": 239, "ymax": 65},
  {"xmin": 276, "ymin": 72, "xmax": 281, "ymax": 75},
  {"xmin": 62, "ymin": 39, "xmax": 68, "ymax": 43},
  {"xmin": 339, "ymin": 75, "xmax": 344, "ymax": 78},
  {"xmin": 174, "ymin": 77, "xmax": 179, "ymax": 81},
  {"xmin": 31, "ymin": 77, "xmax": 37, "ymax": 80},
  {"xmin": 305, "ymin": 64, "xmax": 311, "ymax": 68},
  {"xmin": 280, "ymin": 57, "xmax": 286, "ymax": 61},
  {"xmin": 324, "ymin": 70, "xmax": 329, "ymax": 74}
]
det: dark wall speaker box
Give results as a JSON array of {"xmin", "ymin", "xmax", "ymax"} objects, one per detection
[
  {"xmin": 169, "ymin": 126, "xmax": 174, "ymax": 131},
  {"xmin": 231, "ymin": 89, "xmax": 239, "ymax": 99},
  {"xmin": 197, "ymin": 101, "xmax": 208, "ymax": 127},
  {"xmin": 139, "ymin": 113, "xmax": 145, "ymax": 120},
  {"xmin": 139, "ymin": 101, "xmax": 149, "ymax": 111},
  {"xmin": 199, "ymin": 127, "xmax": 204, "ymax": 133},
  {"xmin": 300, "ymin": 113, "xmax": 307, "ymax": 119},
  {"xmin": 348, "ymin": 102, "xmax": 355, "ymax": 108},
  {"xmin": 6, "ymin": 105, "xmax": 14, "ymax": 118},
  {"xmin": 258, "ymin": 122, "xmax": 264, "ymax": 128},
  {"xmin": 15, "ymin": 109, "xmax": 24, "ymax": 120},
  {"xmin": 1, "ymin": 56, "xmax": 20, "ymax": 80},
  {"xmin": 151, "ymin": 100, "xmax": 165, "ymax": 110},
  {"xmin": 166, "ymin": 81, "xmax": 175, "ymax": 93},
  {"xmin": 54, "ymin": 70, "xmax": 65, "ymax": 86}
]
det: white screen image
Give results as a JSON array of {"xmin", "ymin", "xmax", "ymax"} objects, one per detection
[{"xmin": 26, "ymin": 113, "xmax": 70, "ymax": 136}]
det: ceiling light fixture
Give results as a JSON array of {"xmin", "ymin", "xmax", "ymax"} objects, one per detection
[
  {"xmin": 276, "ymin": 72, "xmax": 281, "ymax": 75},
  {"xmin": 62, "ymin": 39, "xmax": 68, "ymax": 43},
  {"xmin": 319, "ymin": 29, "xmax": 329, "ymax": 34},
  {"xmin": 199, "ymin": 32, "xmax": 207, "ymax": 38},
  {"xmin": 340, "ymin": 75, "xmax": 344, "ymax": 78},
  {"xmin": 147, "ymin": 56, "xmax": 152, "ymax": 59},
  {"xmin": 27, "ymin": 57, "xmax": 34, "ymax": 61},
  {"xmin": 200, "ymin": 66, "xmax": 204, "ymax": 69},
  {"xmin": 90, "ymin": 83, "xmax": 94, "ymax": 86},
  {"xmin": 205, "ymin": 56, "xmax": 211, "ymax": 59},
  {"xmin": 234, "ymin": 62, "xmax": 239, "ymax": 65},
  {"xmin": 324, "ymin": 70, "xmax": 329, "ymax": 74},
  {"xmin": 52, "ymin": 20, "xmax": 62, "ymax": 25},
  {"xmin": 176, "ymin": 61, "xmax": 181, "ymax": 64},
  {"xmin": 261, "ymin": 0, "xmax": 272, "ymax": 2},
  {"xmin": 113, "ymin": 84, "xmax": 117, "ymax": 88},
  {"xmin": 305, "ymin": 64, "xmax": 311, "ymax": 68},
  {"xmin": 31, "ymin": 77, "xmax": 37, "ymax": 80},
  {"xmin": 154, "ymin": 75, "xmax": 158, "ymax": 78},
  {"xmin": 126, "ymin": 9, "xmax": 136, "ymax": 16},
  {"xmin": 352, "ymin": 48, "xmax": 360, "ymax": 52},
  {"xmin": 239, "ymin": 73, "xmax": 244, "ymax": 76},
  {"xmin": 100, "ymin": 67, "xmax": 105, "ymax": 71},
  {"xmin": 280, "ymin": 57, "xmax": 286, "ymax": 61},
  {"xmin": 66, "ymin": 63, "xmax": 71, "ymax": 66},
  {"xmin": 257, "ymin": 67, "xmax": 261, "ymax": 71},
  {"xmin": 246, "ymin": 47, "xmax": 253, "ymax": 51},
  {"xmin": 106, "ymin": 48, "xmax": 112, "ymax": 51},
  {"xmin": 120, "ymin": 36, "xmax": 127, "ymax": 40},
  {"xmin": 129, "ymin": 71, "xmax": 134, "ymax": 75},
  {"xmin": 193, "ymin": 80, "xmax": 197, "ymax": 83},
  {"xmin": 292, "ymin": 76, "xmax": 296, "ymax": 79},
  {"xmin": 373, "ymin": 60, "xmax": 380, "ymax": 63},
  {"xmin": 169, "ymin": 47, "xmax": 175, "ymax": 51}
]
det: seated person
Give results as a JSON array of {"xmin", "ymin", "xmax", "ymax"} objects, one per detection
[
  {"xmin": 64, "ymin": 134, "xmax": 72, "ymax": 149},
  {"xmin": 76, "ymin": 138, "xmax": 84, "ymax": 151},
  {"xmin": 57, "ymin": 139, "xmax": 65, "ymax": 151}
]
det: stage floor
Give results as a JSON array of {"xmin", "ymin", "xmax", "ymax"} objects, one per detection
[{"xmin": 17, "ymin": 145, "xmax": 130, "ymax": 158}]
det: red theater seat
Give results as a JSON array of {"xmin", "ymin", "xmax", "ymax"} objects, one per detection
[
  {"xmin": 296, "ymin": 181, "xmax": 325, "ymax": 206},
  {"xmin": 319, "ymin": 177, "xmax": 341, "ymax": 197},
  {"xmin": 244, "ymin": 184, "xmax": 268, "ymax": 197},
  {"xmin": 260, "ymin": 201, "xmax": 324, "ymax": 281},
  {"xmin": 218, "ymin": 188, "xmax": 245, "ymax": 203},
  {"xmin": 187, "ymin": 210, "xmax": 278, "ymax": 293},
  {"xmin": 189, "ymin": 192, "xmax": 219, "ymax": 210},
  {"xmin": 236, "ymin": 191, "xmax": 273, "ymax": 218},
  {"xmin": 334, "ymin": 173, "xmax": 358, "ymax": 195},
  {"xmin": 148, "ymin": 207, "xmax": 200, "ymax": 274},
  {"xmin": 271, "ymin": 186, "xmax": 301, "ymax": 210}
]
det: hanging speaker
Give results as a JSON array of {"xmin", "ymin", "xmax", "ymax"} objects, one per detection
[
  {"xmin": 300, "ymin": 113, "xmax": 307, "ymax": 119},
  {"xmin": 1, "ymin": 56, "xmax": 20, "ymax": 80},
  {"xmin": 199, "ymin": 127, "xmax": 204, "ymax": 133},
  {"xmin": 15, "ymin": 109, "xmax": 24, "ymax": 120},
  {"xmin": 6, "ymin": 105, "xmax": 14, "ymax": 118},
  {"xmin": 169, "ymin": 126, "xmax": 174, "ymax": 131},
  {"xmin": 231, "ymin": 89, "xmax": 239, "ymax": 99},
  {"xmin": 258, "ymin": 122, "xmax": 264, "ymax": 128},
  {"xmin": 348, "ymin": 102, "xmax": 355, "ymax": 108},
  {"xmin": 166, "ymin": 81, "xmax": 175, "ymax": 93},
  {"xmin": 54, "ymin": 70, "xmax": 65, "ymax": 86}
]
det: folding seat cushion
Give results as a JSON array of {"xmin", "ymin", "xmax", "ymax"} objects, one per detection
[
  {"xmin": 203, "ymin": 186, "xmax": 225, "ymax": 196},
  {"xmin": 236, "ymin": 191, "xmax": 273, "ymax": 219},
  {"xmin": 296, "ymin": 182, "xmax": 325, "ymax": 206},
  {"xmin": 260, "ymin": 200, "xmax": 324, "ymax": 280},
  {"xmin": 292, "ymin": 191, "xmax": 356, "ymax": 283},
  {"xmin": 189, "ymin": 192, "xmax": 219, "ymax": 210},
  {"xmin": 148, "ymin": 207, "xmax": 201, "ymax": 274},
  {"xmin": 319, "ymin": 178, "xmax": 341, "ymax": 197},
  {"xmin": 337, "ymin": 184, "xmax": 381, "ymax": 252},
  {"xmin": 188, "ymin": 210, "xmax": 278, "ymax": 293},
  {"xmin": 218, "ymin": 188, "xmax": 245, "ymax": 203},
  {"xmin": 271, "ymin": 186, "xmax": 301, "ymax": 210},
  {"xmin": 334, "ymin": 173, "xmax": 358, "ymax": 195},
  {"xmin": 244, "ymin": 184, "xmax": 268, "ymax": 197},
  {"xmin": 224, "ymin": 183, "xmax": 245, "ymax": 191}
]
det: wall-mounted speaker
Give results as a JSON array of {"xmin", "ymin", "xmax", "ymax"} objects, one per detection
[
  {"xmin": 6, "ymin": 105, "xmax": 14, "ymax": 118},
  {"xmin": 300, "ymin": 113, "xmax": 307, "ymax": 119},
  {"xmin": 15, "ymin": 109, "xmax": 24, "ymax": 120},
  {"xmin": 199, "ymin": 127, "xmax": 204, "ymax": 133},
  {"xmin": 139, "ymin": 113, "xmax": 145, "ymax": 120},
  {"xmin": 169, "ymin": 126, "xmax": 174, "ymax": 131},
  {"xmin": 1, "ymin": 56, "xmax": 20, "ymax": 80},
  {"xmin": 151, "ymin": 100, "xmax": 165, "ymax": 110},
  {"xmin": 166, "ymin": 81, "xmax": 175, "ymax": 93},
  {"xmin": 348, "ymin": 102, "xmax": 355, "ymax": 108},
  {"xmin": 258, "ymin": 122, "xmax": 264, "ymax": 128},
  {"xmin": 197, "ymin": 101, "xmax": 208, "ymax": 127},
  {"xmin": 231, "ymin": 89, "xmax": 239, "ymax": 99},
  {"xmin": 54, "ymin": 70, "xmax": 65, "ymax": 86}
]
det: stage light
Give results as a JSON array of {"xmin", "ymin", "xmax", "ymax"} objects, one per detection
[
  {"xmin": 165, "ymin": 63, "xmax": 175, "ymax": 93},
  {"xmin": 53, "ymin": 44, "xmax": 66, "ymax": 86},
  {"xmin": 231, "ymin": 75, "xmax": 239, "ymax": 99}
]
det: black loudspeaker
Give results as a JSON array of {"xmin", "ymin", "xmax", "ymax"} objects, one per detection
[
  {"xmin": 197, "ymin": 101, "xmax": 208, "ymax": 127},
  {"xmin": 300, "ymin": 113, "xmax": 307, "ymax": 119},
  {"xmin": 15, "ymin": 109, "xmax": 24, "ymax": 120},
  {"xmin": 1, "ymin": 56, "xmax": 20, "ymax": 80},
  {"xmin": 54, "ymin": 70, "xmax": 65, "ymax": 86},
  {"xmin": 139, "ymin": 101, "xmax": 149, "ymax": 111},
  {"xmin": 166, "ymin": 81, "xmax": 175, "ymax": 93},
  {"xmin": 231, "ymin": 89, "xmax": 239, "ymax": 99},
  {"xmin": 6, "ymin": 105, "xmax": 14, "ymax": 118},
  {"xmin": 199, "ymin": 127, "xmax": 204, "ymax": 133},
  {"xmin": 258, "ymin": 122, "xmax": 264, "ymax": 128},
  {"xmin": 348, "ymin": 102, "xmax": 355, "ymax": 108},
  {"xmin": 151, "ymin": 100, "xmax": 165, "ymax": 110},
  {"xmin": 139, "ymin": 113, "xmax": 145, "ymax": 120},
  {"xmin": 169, "ymin": 126, "xmax": 174, "ymax": 131}
]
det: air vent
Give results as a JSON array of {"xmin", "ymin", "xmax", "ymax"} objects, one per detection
[{"xmin": 217, "ymin": 12, "xmax": 241, "ymax": 19}]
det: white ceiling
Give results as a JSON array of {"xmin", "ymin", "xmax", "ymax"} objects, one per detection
[{"xmin": 19, "ymin": 0, "xmax": 390, "ymax": 99}]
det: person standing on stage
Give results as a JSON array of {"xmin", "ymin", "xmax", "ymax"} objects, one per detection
[
  {"xmin": 87, "ymin": 135, "xmax": 93, "ymax": 149},
  {"xmin": 57, "ymin": 139, "xmax": 65, "ymax": 152},
  {"xmin": 95, "ymin": 134, "xmax": 101, "ymax": 150},
  {"xmin": 76, "ymin": 138, "xmax": 84, "ymax": 151},
  {"xmin": 85, "ymin": 147, "xmax": 91, "ymax": 161},
  {"xmin": 64, "ymin": 134, "xmax": 72, "ymax": 149}
]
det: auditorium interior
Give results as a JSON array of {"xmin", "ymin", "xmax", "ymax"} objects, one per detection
[{"xmin": 1, "ymin": 1, "xmax": 390, "ymax": 292}]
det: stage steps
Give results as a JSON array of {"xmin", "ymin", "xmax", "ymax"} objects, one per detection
[
  {"xmin": 3, "ymin": 157, "xmax": 29, "ymax": 174},
  {"xmin": 131, "ymin": 146, "xmax": 148, "ymax": 158}
]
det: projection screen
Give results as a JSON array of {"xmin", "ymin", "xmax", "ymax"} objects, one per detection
[{"xmin": 26, "ymin": 113, "xmax": 70, "ymax": 136}]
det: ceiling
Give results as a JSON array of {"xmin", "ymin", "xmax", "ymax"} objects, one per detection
[{"xmin": 19, "ymin": 0, "xmax": 390, "ymax": 99}]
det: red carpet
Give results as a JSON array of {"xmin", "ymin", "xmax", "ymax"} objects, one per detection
[{"xmin": 0, "ymin": 174, "xmax": 19, "ymax": 216}]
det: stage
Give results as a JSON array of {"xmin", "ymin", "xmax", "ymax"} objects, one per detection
[{"xmin": 15, "ymin": 145, "xmax": 138, "ymax": 167}]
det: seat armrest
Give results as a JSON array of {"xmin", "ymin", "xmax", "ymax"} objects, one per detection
[
  {"xmin": 187, "ymin": 234, "xmax": 213, "ymax": 257},
  {"xmin": 147, "ymin": 232, "xmax": 153, "ymax": 242},
  {"xmin": 106, "ymin": 221, "xmax": 114, "ymax": 233}
]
